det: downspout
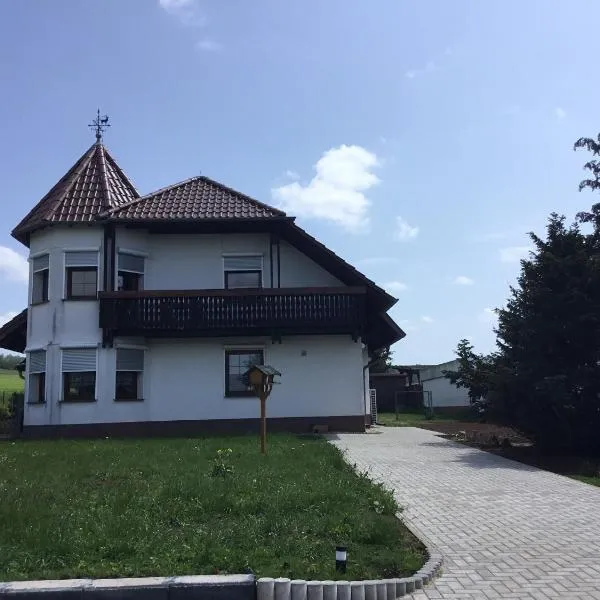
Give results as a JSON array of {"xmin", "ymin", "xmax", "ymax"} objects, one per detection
[
  {"xmin": 269, "ymin": 233, "xmax": 274, "ymax": 288},
  {"xmin": 362, "ymin": 352, "xmax": 381, "ymax": 426},
  {"xmin": 276, "ymin": 235, "xmax": 281, "ymax": 288}
]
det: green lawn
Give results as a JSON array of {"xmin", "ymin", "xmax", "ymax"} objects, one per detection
[
  {"xmin": 377, "ymin": 411, "xmax": 470, "ymax": 427},
  {"xmin": 0, "ymin": 369, "xmax": 23, "ymax": 394},
  {"xmin": 0, "ymin": 435, "xmax": 425, "ymax": 581},
  {"xmin": 0, "ymin": 370, "xmax": 23, "ymax": 418},
  {"xmin": 572, "ymin": 475, "xmax": 600, "ymax": 487}
]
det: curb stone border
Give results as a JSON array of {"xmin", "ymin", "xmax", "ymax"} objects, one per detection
[
  {"xmin": 0, "ymin": 548, "xmax": 442, "ymax": 600},
  {"xmin": 0, "ymin": 574, "xmax": 255, "ymax": 600},
  {"xmin": 257, "ymin": 544, "xmax": 443, "ymax": 600}
]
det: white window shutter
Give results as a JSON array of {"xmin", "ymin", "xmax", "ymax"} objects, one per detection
[
  {"xmin": 65, "ymin": 251, "xmax": 98, "ymax": 267},
  {"xmin": 32, "ymin": 255, "xmax": 49, "ymax": 272},
  {"xmin": 116, "ymin": 349, "xmax": 144, "ymax": 372},
  {"xmin": 28, "ymin": 350, "xmax": 46, "ymax": 374},
  {"xmin": 118, "ymin": 253, "xmax": 145, "ymax": 274},
  {"xmin": 223, "ymin": 256, "xmax": 262, "ymax": 271},
  {"xmin": 62, "ymin": 348, "xmax": 97, "ymax": 372}
]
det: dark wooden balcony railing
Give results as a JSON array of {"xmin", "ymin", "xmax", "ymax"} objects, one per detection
[{"xmin": 99, "ymin": 287, "xmax": 366, "ymax": 338}]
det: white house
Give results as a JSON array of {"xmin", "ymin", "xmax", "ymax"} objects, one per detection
[
  {"xmin": 0, "ymin": 132, "xmax": 404, "ymax": 437},
  {"xmin": 420, "ymin": 360, "xmax": 470, "ymax": 409}
]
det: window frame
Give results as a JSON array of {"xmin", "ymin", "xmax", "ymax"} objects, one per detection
[
  {"xmin": 115, "ymin": 371, "xmax": 142, "ymax": 401},
  {"xmin": 117, "ymin": 270, "xmax": 144, "ymax": 292},
  {"xmin": 31, "ymin": 257, "xmax": 50, "ymax": 305},
  {"xmin": 27, "ymin": 350, "xmax": 46, "ymax": 404},
  {"xmin": 61, "ymin": 347, "xmax": 98, "ymax": 403},
  {"xmin": 63, "ymin": 372, "xmax": 97, "ymax": 403},
  {"xmin": 224, "ymin": 270, "xmax": 262, "ymax": 290},
  {"xmin": 224, "ymin": 348, "xmax": 264, "ymax": 397},
  {"xmin": 223, "ymin": 254, "xmax": 264, "ymax": 290},
  {"xmin": 116, "ymin": 251, "xmax": 145, "ymax": 292},
  {"xmin": 66, "ymin": 266, "xmax": 98, "ymax": 300},
  {"xmin": 115, "ymin": 347, "xmax": 145, "ymax": 402}
]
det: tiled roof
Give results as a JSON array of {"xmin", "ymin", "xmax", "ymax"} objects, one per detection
[
  {"xmin": 12, "ymin": 142, "xmax": 139, "ymax": 244},
  {"xmin": 104, "ymin": 176, "xmax": 286, "ymax": 221}
]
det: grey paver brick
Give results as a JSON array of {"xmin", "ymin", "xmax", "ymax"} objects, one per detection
[{"xmin": 329, "ymin": 428, "xmax": 600, "ymax": 599}]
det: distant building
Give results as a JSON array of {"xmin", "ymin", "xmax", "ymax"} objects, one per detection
[{"xmin": 419, "ymin": 360, "xmax": 470, "ymax": 408}]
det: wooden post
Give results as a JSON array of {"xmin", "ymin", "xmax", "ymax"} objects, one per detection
[{"xmin": 260, "ymin": 393, "xmax": 267, "ymax": 455}]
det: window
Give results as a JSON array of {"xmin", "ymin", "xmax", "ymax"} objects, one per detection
[
  {"xmin": 27, "ymin": 350, "xmax": 46, "ymax": 404},
  {"xmin": 62, "ymin": 348, "xmax": 96, "ymax": 402},
  {"xmin": 117, "ymin": 253, "xmax": 144, "ymax": 292},
  {"xmin": 65, "ymin": 251, "xmax": 98, "ymax": 299},
  {"xmin": 225, "ymin": 349, "xmax": 263, "ymax": 397},
  {"xmin": 31, "ymin": 255, "xmax": 49, "ymax": 304},
  {"xmin": 115, "ymin": 348, "xmax": 144, "ymax": 401},
  {"xmin": 224, "ymin": 256, "xmax": 262, "ymax": 289}
]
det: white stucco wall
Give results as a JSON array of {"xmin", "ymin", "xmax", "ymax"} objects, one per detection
[
  {"xmin": 23, "ymin": 225, "xmax": 359, "ymax": 427},
  {"xmin": 26, "ymin": 335, "xmax": 364, "ymax": 425},
  {"xmin": 278, "ymin": 242, "xmax": 342, "ymax": 287},
  {"xmin": 421, "ymin": 361, "xmax": 470, "ymax": 407},
  {"xmin": 114, "ymin": 231, "xmax": 343, "ymax": 291}
]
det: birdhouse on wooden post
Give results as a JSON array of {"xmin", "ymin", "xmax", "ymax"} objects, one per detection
[{"xmin": 243, "ymin": 365, "xmax": 281, "ymax": 455}]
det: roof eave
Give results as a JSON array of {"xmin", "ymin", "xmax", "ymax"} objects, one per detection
[
  {"xmin": 100, "ymin": 215, "xmax": 294, "ymax": 226},
  {"xmin": 0, "ymin": 309, "xmax": 27, "ymax": 353}
]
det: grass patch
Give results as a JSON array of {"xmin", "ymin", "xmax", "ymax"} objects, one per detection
[
  {"xmin": 0, "ymin": 435, "xmax": 425, "ymax": 581},
  {"xmin": 377, "ymin": 411, "xmax": 470, "ymax": 427},
  {"xmin": 0, "ymin": 371, "xmax": 23, "ymax": 419},
  {"xmin": 0, "ymin": 370, "xmax": 23, "ymax": 395},
  {"xmin": 572, "ymin": 475, "xmax": 600, "ymax": 487}
]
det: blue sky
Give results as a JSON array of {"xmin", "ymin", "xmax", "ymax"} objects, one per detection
[{"xmin": 0, "ymin": 0, "xmax": 599, "ymax": 363}]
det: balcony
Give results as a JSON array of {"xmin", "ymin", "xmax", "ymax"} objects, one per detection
[{"xmin": 99, "ymin": 287, "xmax": 366, "ymax": 340}]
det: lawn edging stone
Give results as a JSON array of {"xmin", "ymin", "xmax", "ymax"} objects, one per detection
[
  {"xmin": 256, "ymin": 544, "xmax": 443, "ymax": 600},
  {"xmin": 0, "ymin": 551, "xmax": 443, "ymax": 600},
  {"xmin": 0, "ymin": 574, "xmax": 255, "ymax": 600}
]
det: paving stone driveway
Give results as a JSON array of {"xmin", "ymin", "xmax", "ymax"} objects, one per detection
[{"xmin": 329, "ymin": 427, "xmax": 600, "ymax": 599}]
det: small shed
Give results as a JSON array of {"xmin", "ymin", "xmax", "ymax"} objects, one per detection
[{"xmin": 369, "ymin": 367, "xmax": 423, "ymax": 413}]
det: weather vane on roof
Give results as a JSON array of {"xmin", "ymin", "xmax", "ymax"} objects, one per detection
[{"xmin": 88, "ymin": 109, "xmax": 110, "ymax": 142}]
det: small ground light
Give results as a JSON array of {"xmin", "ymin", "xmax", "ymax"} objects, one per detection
[{"xmin": 336, "ymin": 546, "xmax": 347, "ymax": 573}]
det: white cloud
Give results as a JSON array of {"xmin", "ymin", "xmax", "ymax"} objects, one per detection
[
  {"xmin": 284, "ymin": 170, "xmax": 300, "ymax": 181},
  {"xmin": 421, "ymin": 316, "xmax": 434, "ymax": 324},
  {"xmin": 383, "ymin": 281, "xmax": 409, "ymax": 294},
  {"xmin": 195, "ymin": 39, "xmax": 222, "ymax": 52},
  {"xmin": 405, "ymin": 60, "xmax": 436, "ymax": 79},
  {"xmin": 554, "ymin": 107, "xmax": 567, "ymax": 120},
  {"xmin": 272, "ymin": 144, "xmax": 379, "ymax": 232},
  {"xmin": 394, "ymin": 216, "xmax": 419, "ymax": 241},
  {"xmin": 453, "ymin": 275, "xmax": 474, "ymax": 286},
  {"xmin": 159, "ymin": 0, "xmax": 205, "ymax": 26},
  {"xmin": 405, "ymin": 48, "xmax": 451, "ymax": 80},
  {"xmin": 0, "ymin": 311, "xmax": 18, "ymax": 327},
  {"xmin": 478, "ymin": 307, "xmax": 498, "ymax": 325},
  {"xmin": 499, "ymin": 246, "xmax": 532, "ymax": 263},
  {"xmin": 0, "ymin": 246, "xmax": 28, "ymax": 284},
  {"xmin": 399, "ymin": 319, "xmax": 418, "ymax": 332}
]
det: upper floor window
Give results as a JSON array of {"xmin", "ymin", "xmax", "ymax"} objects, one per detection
[
  {"xmin": 65, "ymin": 251, "xmax": 98, "ymax": 300},
  {"xmin": 27, "ymin": 350, "xmax": 46, "ymax": 404},
  {"xmin": 31, "ymin": 254, "xmax": 49, "ymax": 305},
  {"xmin": 117, "ymin": 252, "xmax": 145, "ymax": 292},
  {"xmin": 223, "ymin": 255, "xmax": 262, "ymax": 289}
]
